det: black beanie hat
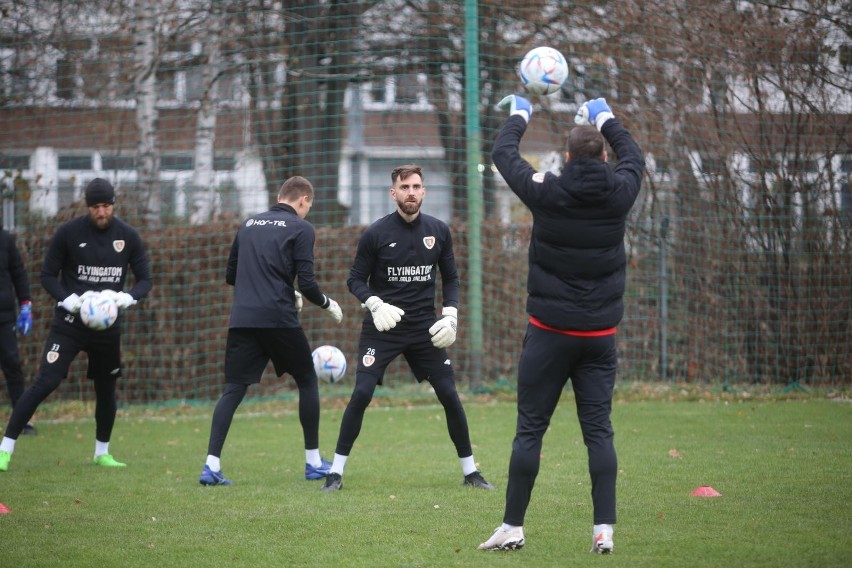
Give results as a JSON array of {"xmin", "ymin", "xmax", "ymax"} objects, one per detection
[{"xmin": 85, "ymin": 178, "xmax": 116, "ymax": 206}]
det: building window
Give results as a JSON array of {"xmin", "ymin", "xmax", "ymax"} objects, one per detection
[
  {"xmin": 700, "ymin": 155, "xmax": 725, "ymax": 175},
  {"xmin": 102, "ymin": 155, "xmax": 135, "ymax": 170},
  {"xmin": 749, "ymin": 156, "xmax": 780, "ymax": 174},
  {"xmin": 58, "ymin": 155, "xmax": 93, "ymax": 170},
  {"xmin": 81, "ymin": 59, "xmax": 111, "ymax": 100},
  {"xmin": 787, "ymin": 158, "xmax": 817, "ymax": 175},
  {"xmin": 161, "ymin": 155, "xmax": 193, "ymax": 170},
  {"xmin": 55, "ymin": 57, "xmax": 76, "ymax": 100},
  {"xmin": 0, "ymin": 154, "xmax": 30, "ymax": 169},
  {"xmin": 393, "ymin": 74, "xmax": 423, "ymax": 105},
  {"xmin": 213, "ymin": 155, "xmax": 235, "ymax": 171}
]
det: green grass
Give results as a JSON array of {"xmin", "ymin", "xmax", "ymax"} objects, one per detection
[{"xmin": 1, "ymin": 393, "xmax": 850, "ymax": 567}]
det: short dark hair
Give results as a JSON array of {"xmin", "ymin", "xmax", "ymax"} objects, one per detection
[
  {"xmin": 278, "ymin": 176, "xmax": 314, "ymax": 202},
  {"xmin": 567, "ymin": 126, "xmax": 605, "ymax": 160},
  {"xmin": 391, "ymin": 164, "xmax": 423, "ymax": 185}
]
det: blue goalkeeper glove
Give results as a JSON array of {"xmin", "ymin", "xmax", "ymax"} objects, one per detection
[
  {"xmin": 498, "ymin": 95, "xmax": 532, "ymax": 124},
  {"xmin": 17, "ymin": 301, "xmax": 32, "ymax": 335},
  {"xmin": 574, "ymin": 98, "xmax": 615, "ymax": 130}
]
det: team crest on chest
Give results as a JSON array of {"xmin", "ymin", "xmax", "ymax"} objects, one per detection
[
  {"xmin": 362, "ymin": 354, "xmax": 375, "ymax": 367},
  {"xmin": 423, "ymin": 236, "xmax": 435, "ymax": 249},
  {"xmin": 113, "ymin": 240, "xmax": 126, "ymax": 253}
]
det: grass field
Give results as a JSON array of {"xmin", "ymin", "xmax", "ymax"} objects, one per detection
[{"xmin": 1, "ymin": 388, "xmax": 850, "ymax": 567}]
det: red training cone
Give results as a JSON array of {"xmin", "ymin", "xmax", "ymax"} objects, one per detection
[
  {"xmin": 690, "ymin": 485, "xmax": 722, "ymax": 497},
  {"xmin": 0, "ymin": 502, "xmax": 10, "ymax": 514}
]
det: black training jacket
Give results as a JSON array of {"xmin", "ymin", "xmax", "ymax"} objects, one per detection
[
  {"xmin": 226, "ymin": 203, "xmax": 329, "ymax": 329},
  {"xmin": 0, "ymin": 229, "xmax": 30, "ymax": 323},
  {"xmin": 492, "ymin": 115, "xmax": 645, "ymax": 331}
]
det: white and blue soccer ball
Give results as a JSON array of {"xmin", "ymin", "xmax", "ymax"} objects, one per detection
[
  {"xmin": 518, "ymin": 46, "xmax": 569, "ymax": 96},
  {"xmin": 312, "ymin": 345, "xmax": 347, "ymax": 384},
  {"xmin": 80, "ymin": 293, "xmax": 119, "ymax": 331}
]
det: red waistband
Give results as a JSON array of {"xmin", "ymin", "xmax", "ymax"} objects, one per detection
[{"xmin": 529, "ymin": 316, "xmax": 616, "ymax": 337}]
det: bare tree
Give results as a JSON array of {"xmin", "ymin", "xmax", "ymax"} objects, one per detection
[
  {"xmin": 190, "ymin": 2, "xmax": 222, "ymax": 223},
  {"xmin": 133, "ymin": 0, "xmax": 161, "ymax": 224}
]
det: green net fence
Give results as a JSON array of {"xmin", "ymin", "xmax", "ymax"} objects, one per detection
[{"xmin": 1, "ymin": 1, "xmax": 849, "ymax": 404}]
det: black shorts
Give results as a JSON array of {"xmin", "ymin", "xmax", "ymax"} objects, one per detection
[
  {"xmin": 355, "ymin": 323, "xmax": 454, "ymax": 385},
  {"xmin": 39, "ymin": 316, "xmax": 122, "ymax": 382},
  {"xmin": 224, "ymin": 327, "xmax": 314, "ymax": 384}
]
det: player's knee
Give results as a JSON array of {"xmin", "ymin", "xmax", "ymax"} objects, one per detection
[
  {"xmin": 32, "ymin": 373, "xmax": 63, "ymax": 395},
  {"xmin": 431, "ymin": 375, "xmax": 460, "ymax": 404},
  {"xmin": 349, "ymin": 384, "xmax": 375, "ymax": 409}
]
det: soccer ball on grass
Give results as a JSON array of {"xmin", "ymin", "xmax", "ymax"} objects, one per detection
[
  {"xmin": 518, "ymin": 46, "xmax": 569, "ymax": 96},
  {"xmin": 312, "ymin": 345, "xmax": 347, "ymax": 384}
]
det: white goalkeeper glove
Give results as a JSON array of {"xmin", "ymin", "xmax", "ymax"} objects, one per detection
[
  {"xmin": 364, "ymin": 296, "xmax": 404, "ymax": 332},
  {"xmin": 294, "ymin": 290, "xmax": 303, "ymax": 313},
  {"xmin": 429, "ymin": 307, "xmax": 458, "ymax": 349},
  {"xmin": 324, "ymin": 296, "xmax": 343, "ymax": 324},
  {"xmin": 98, "ymin": 289, "xmax": 136, "ymax": 309},
  {"xmin": 59, "ymin": 293, "xmax": 82, "ymax": 313},
  {"xmin": 114, "ymin": 292, "xmax": 137, "ymax": 309}
]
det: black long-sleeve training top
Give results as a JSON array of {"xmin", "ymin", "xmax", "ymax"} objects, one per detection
[
  {"xmin": 347, "ymin": 211, "xmax": 459, "ymax": 329},
  {"xmin": 226, "ymin": 203, "xmax": 330, "ymax": 329},
  {"xmin": 41, "ymin": 215, "xmax": 152, "ymax": 326}
]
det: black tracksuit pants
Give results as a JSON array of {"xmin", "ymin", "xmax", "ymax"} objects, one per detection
[{"xmin": 503, "ymin": 323, "xmax": 618, "ymax": 526}]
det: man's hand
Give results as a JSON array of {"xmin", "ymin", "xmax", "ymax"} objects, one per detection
[
  {"xmin": 114, "ymin": 292, "xmax": 137, "ymax": 309},
  {"xmin": 59, "ymin": 293, "xmax": 82, "ymax": 314},
  {"xmin": 325, "ymin": 297, "xmax": 343, "ymax": 324},
  {"xmin": 498, "ymin": 94, "xmax": 532, "ymax": 124},
  {"xmin": 294, "ymin": 290, "xmax": 303, "ymax": 313},
  {"xmin": 17, "ymin": 301, "xmax": 32, "ymax": 335},
  {"xmin": 575, "ymin": 98, "xmax": 614, "ymax": 130},
  {"xmin": 364, "ymin": 296, "xmax": 404, "ymax": 332},
  {"xmin": 429, "ymin": 307, "xmax": 458, "ymax": 349}
]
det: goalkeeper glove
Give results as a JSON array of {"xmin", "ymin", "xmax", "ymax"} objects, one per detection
[
  {"xmin": 364, "ymin": 296, "xmax": 404, "ymax": 332},
  {"xmin": 17, "ymin": 301, "xmax": 32, "ymax": 335},
  {"xmin": 429, "ymin": 307, "xmax": 458, "ymax": 349},
  {"xmin": 324, "ymin": 296, "xmax": 343, "ymax": 324},
  {"xmin": 114, "ymin": 292, "xmax": 137, "ymax": 309},
  {"xmin": 498, "ymin": 94, "xmax": 532, "ymax": 123},
  {"xmin": 59, "ymin": 293, "xmax": 82, "ymax": 314},
  {"xmin": 575, "ymin": 98, "xmax": 615, "ymax": 130},
  {"xmin": 99, "ymin": 289, "xmax": 136, "ymax": 309}
]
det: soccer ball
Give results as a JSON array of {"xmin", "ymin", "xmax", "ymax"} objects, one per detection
[
  {"xmin": 312, "ymin": 345, "xmax": 347, "ymax": 384},
  {"xmin": 518, "ymin": 46, "xmax": 569, "ymax": 96},
  {"xmin": 80, "ymin": 293, "xmax": 119, "ymax": 331}
]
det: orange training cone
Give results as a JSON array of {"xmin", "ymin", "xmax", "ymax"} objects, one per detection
[
  {"xmin": 0, "ymin": 502, "xmax": 10, "ymax": 514},
  {"xmin": 690, "ymin": 485, "xmax": 722, "ymax": 497}
]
